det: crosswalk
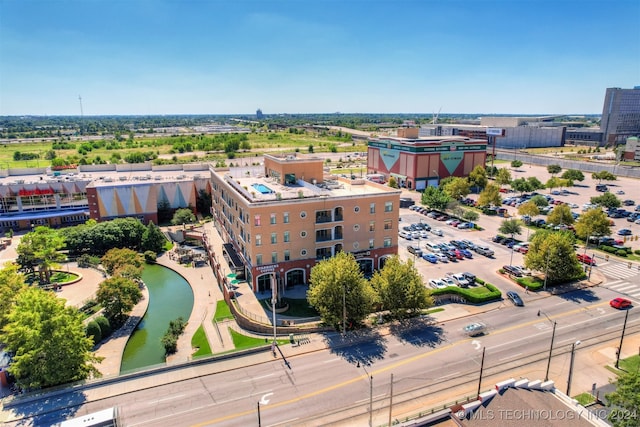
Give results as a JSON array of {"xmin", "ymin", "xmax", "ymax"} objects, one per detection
[
  {"xmin": 596, "ymin": 261, "xmax": 640, "ymax": 280},
  {"xmin": 606, "ymin": 280, "xmax": 640, "ymax": 300}
]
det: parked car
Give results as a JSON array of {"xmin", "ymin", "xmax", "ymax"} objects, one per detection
[
  {"xmin": 452, "ymin": 273, "xmax": 470, "ymax": 287},
  {"xmin": 623, "ymin": 200, "xmax": 635, "ymax": 206},
  {"xmin": 441, "ymin": 276, "xmax": 456, "ymax": 287},
  {"xmin": 506, "ymin": 291, "xmax": 524, "ymax": 306},
  {"xmin": 463, "ymin": 322, "xmax": 487, "ymax": 336},
  {"xmin": 457, "ymin": 222, "xmax": 472, "ymax": 229},
  {"xmin": 492, "ymin": 235, "xmax": 506, "ymax": 244},
  {"xmin": 434, "ymin": 253, "xmax": 449, "ymax": 263},
  {"xmin": 462, "ymin": 272, "xmax": 476, "ymax": 283},
  {"xmin": 617, "ymin": 229, "xmax": 632, "ymax": 236},
  {"xmin": 428, "ymin": 279, "xmax": 447, "ymax": 289},
  {"xmin": 474, "ymin": 245, "xmax": 495, "ymax": 257},
  {"xmin": 431, "ymin": 228, "xmax": 444, "ymax": 236},
  {"xmin": 502, "ymin": 265, "xmax": 523, "ymax": 277},
  {"xmin": 399, "ymin": 231, "xmax": 412, "ymax": 240},
  {"xmin": 616, "ymin": 190, "xmax": 625, "ymax": 195},
  {"xmin": 460, "ymin": 248, "xmax": 473, "ymax": 258},
  {"xmin": 419, "ymin": 230, "xmax": 429, "ymax": 238},
  {"xmin": 610, "ymin": 297, "xmax": 632, "ymax": 309},
  {"xmin": 443, "ymin": 251, "xmax": 458, "ymax": 262},
  {"xmin": 461, "ymin": 240, "xmax": 476, "ymax": 250},
  {"xmin": 422, "ymin": 253, "xmax": 438, "ymax": 263},
  {"xmin": 407, "ymin": 245, "xmax": 423, "ymax": 257},
  {"xmin": 577, "ymin": 253, "xmax": 596, "ymax": 265}
]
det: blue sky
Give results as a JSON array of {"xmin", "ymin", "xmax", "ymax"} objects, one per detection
[{"xmin": 1, "ymin": 0, "xmax": 638, "ymax": 116}]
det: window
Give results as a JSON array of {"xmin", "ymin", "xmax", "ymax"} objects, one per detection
[
  {"xmin": 383, "ymin": 238, "xmax": 391, "ymax": 248},
  {"xmin": 284, "ymin": 231, "xmax": 290, "ymax": 243},
  {"xmin": 300, "ymin": 211, "xmax": 307, "ymax": 218},
  {"xmin": 271, "ymin": 232, "xmax": 277, "ymax": 244},
  {"xmin": 384, "ymin": 219, "xmax": 392, "ymax": 230},
  {"xmin": 284, "ymin": 250, "xmax": 290, "ymax": 261},
  {"xmin": 369, "ymin": 239, "xmax": 374, "ymax": 249},
  {"xmin": 256, "ymin": 234, "xmax": 261, "ymax": 246},
  {"xmin": 370, "ymin": 203, "xmax": 375, "ymax": 214},
  {"xmin": 369, "ymin": 221, "xmax": 375, "ymax": 232},
  {"xmin": 353, "ymin": 242, "xmax": 360, "ymax": 250},
  {"xmin": 354, "ymin": 206, "xmax": 360, "ymax": 213},
  {"xmin": 271, "ymin": 252, "xmax": 278, "ymax": 263},
  {"xmin": 385, "ymin": 201, "xmax": 393, "ymax": 212},
  {"xmin": 353, "ymin": 224, "xmax": 360, "ymax": 231},
  {"xmin": 256, "ymin": 254, "xmax": 263, "ymax": 265},
  {"xmin": 270, "ymin": 213, "xmax": 276, "ymax": 225},
  {"xmin": 254, "ymin": 215, "xmax": 261, "ymax": 226},
  {"xmin": 283, "ymin": 212, "xmax": 290, "ymax": 224},
  {"xmin": 301, "ymin": 249, "xmax": 308, "ymax": 256},
  {"xmin": 300, "ymin": 231, "xmax": 307, "ymax": 238}
]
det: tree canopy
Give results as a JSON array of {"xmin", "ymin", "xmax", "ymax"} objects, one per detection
[
  {"xmin": 499, "ymin": 218, "xmax": 523, "ymax": 238},
  {"xmin": 141, "ymin": 221, "xmax": 167, "ymax": 254},
  {"xmin": 61, "ymin": 218, "xmax": 147, "ymax": 256},
  {"xmin": 421, "ymin": 186, "xmax": 451, "ymax": 211},
  {"xmin": 171, "ymin": 208, "xmax": 196, "ymax": 226},
  {"xmin": 510, "ymin": 160, "xmax": 523, "ymax": 168},
  {"xmin": 307, "ymin": 251, "xmax": 376, "ymax": 331},
  {"xmin": 101, "ymin": 248, "xmax": 144, "ymax": 276},
  {"xmin": 547, "ymin": 204, "xmax": 575, "ymax": 226},
  {"xmin": 561, "ymin": 169, "xmax": 585, "ymax": 182},
  {"xmin": 16, "ymin": 226, "xmax": 66, "ymax": 283},
  {"xmin": 477, "ymin": 183, "xmax": 502, "ymax": 207},
  {"xmin": 495, "ymin": 168, "xmax": 512, "ymax": 187},
  {"xmin": 511, "ymin": 178, "xmax": 532, "ymax": 194},
  {"xmin": 605, "ymin": 369, "xmax": 640, "ymax": 427},
  {"xmin": 592, "ymin": 171, "xmax": 617, "ymax": 182},
  {"xmin": 591, "ymin": 192, "xmax": 621, "ymax": 209},
  {"xmin": 518, "ymin": 201, "xmax": 540, "ymax": 219},
  {"xmin": 370, "ymin": 256, "xmax": 432, "ymax": 319},
  {"xmin": 574, "ymin": 209, "xmax": 611, "ymax": 241},
  {"xmin": 1, "ymin": 287, "xmax": 102, "ymax": 389},
  {"xmin": 443, "ymin": 177, "xmax": 470, "ymax": 200},
  {"xmin": 547, "ymin": 164, "xmax": 562, "ymax": 175},
  {"xmin": 0, "ymin": 262, "xmax": 26, "ymax": 331},
  {"xmin": 96, "ymin": 276, "xmax": 143, "ymax": 326},
  {"xmin": 524, "ymin": 230, "xmax": 583, "ymax": 284},
  {"xmin": 468, "ymin": 165, "xmax": 488, "ymax": 191}
]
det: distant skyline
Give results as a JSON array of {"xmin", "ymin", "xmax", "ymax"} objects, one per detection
[{"xmin": 1, "ymin": 0, "xmax": 638, "ymax": 116}]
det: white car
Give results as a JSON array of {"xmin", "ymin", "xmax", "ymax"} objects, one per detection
[
  {"xmin": 419, "ymin": 230, "xmax": 429, "ymax": 238},
  {"xmin": 431, "ymin": 228, "xmax": 444, "ymax": 236},
  {"xmin": 441, "ymin": 276, "xmax": 456, "ymax": 287},
  {"xmin": 434, "ymin": 253, "xmax": 448, "ymax": 263},
  {"xmin": 399, "ymin": 231, "xmax": 412, "ymax": 240},
  {"xmin": 452, "ymin": 273, "xmax": 470, "ymax": 287},
  {"xmin": 411, "ymin": 231, "xmax": 420, "ymax": 239},
  {"xmin": 428, "ymin": 279, "xmax": 447, "ymax": 289}
]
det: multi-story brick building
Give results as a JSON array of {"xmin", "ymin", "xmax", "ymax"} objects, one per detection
[{"xmin": 209, "ymin": 154, "xmax": 401, "ymax": 293}]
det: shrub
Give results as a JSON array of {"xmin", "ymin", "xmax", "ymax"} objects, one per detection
[
  {"xmin": 161, "ymin": 334, "xmax": 178, "ymax": 354},
  {"xmin": 144, "ymin": 250, "xmax": 157, "ymax": 263},
  {"xmin": 634, "ymin": 249, "xmax": 640, "ymax": 255},
  {"xmin": 95, "ymin": 316, "xmax": 112, "ymax": 338},
  {"xmin": 616, "ymin": 249, "xmax": 628, "ymax": 257},
  {"xmin": 161, "ymin": 317, "xmax": 187, "ymax": 355},
  {"xmin": 86, "ymin": 321, "xmax": 102, "ymax": 344},
  {"xmin": 430, "ymin": 283, "xmax": 501, "ymax": 304}
]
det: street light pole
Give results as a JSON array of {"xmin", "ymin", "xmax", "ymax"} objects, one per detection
[
  {"xmin": 615, "ymin": 310, "xmax": 630, "ymax": 369},
  {"xmin": 272, "ymin": 272, "xmax": 277, "ymax": 353},
  {"xmin": 538, "ymin": 310, "xmax": 557, "ymax": 382},
  {"xmin": 567, "ymin": 340, "xmax": 581, "ymax": 396}
]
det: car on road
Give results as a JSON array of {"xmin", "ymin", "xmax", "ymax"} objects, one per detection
[
  {"xmin": 502, "ymin": 265, "xmax": 523, "ymax": 277},
  {"xmin": 463, "ymin": 322, "xmax": 487, "ymax": 337},
  {"xmin": 431, "ymin": 228, "xmax": 444, "ymax": 236},
  {"xmin": 422, "ymin": 253, "xmax": 438, "ymax": 263},
  {"xmin": 428, "ymin": 279, "xmax": 447, "ymax": 289},
  {"xmin": 617, "ymin": 229, "xmax": 632, "ymax": 236},
  {"xmin": 610, "ymin": 297, "xmax": 632, "ymax": 309},
  {"xmin": 506, "ymin": 291, "xmax": 524, "ymax": 306},
  {"xmin": 576, "ymin": 253, "xmax": 596, "ymax": 265}
]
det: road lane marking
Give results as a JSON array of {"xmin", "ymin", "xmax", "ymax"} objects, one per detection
[
  {"xmin": 606, "ymin": 280, "xmax": 623, "ymax": 286},
  {"xmin": 554, "ymin": 301, "xmax": 570, "ymax": 305},
  {"xmin": 260, "ymin": 392, "xmax": 274, "ymax": 405},
  {"xmin": 612, "ymin": 285, "xmax": 637, "ymax": 292},
  {"xmin": 499, "ymin": 352, "xmax": 522, "ymax": 361},
  {"xmin": 155, "ymin": 394, "xmax": 185, "ymax": 403},
  {"xmin": 322, "ymin": 358, "xmax": 341, "ymax": 363},
  {"xmin": 439, "ymin": 371, "xmax": 461, "ymax": 379},
  {"xmin": 267, "ymin": 417, "xmax": 299, "ymax": 426},
  {"xmin": 356, "ymin": 393, "xmax": 386, "ymax": 404},
  {"xmin": 242, "ymin": 373, "xmax": 275, "ymax": 382}
]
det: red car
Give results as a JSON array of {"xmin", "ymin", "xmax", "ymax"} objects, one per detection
[
  {"xmin": 577, "ymin": 254, "xmax": 596, "ymax": 265},
  {"xmin": 610, "ymin": 298, "xmax": 632, "ymax": 309}
]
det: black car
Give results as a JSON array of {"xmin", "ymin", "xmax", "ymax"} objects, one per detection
[
  {"xmin": 507, "ymin": 291, "xmax": 524, "ymax": 306},
  {"xmin": 623, "ymin": 200, "xmax": 635, "ymax": 206},
  {"xmin": 503, "ymin": 265, "xmax": 523, "ymax": 277},
  {"xmin": 492, "ymin": 235, "xmax": 506, "ymax": 244},
  {"xmin": 444, "ymin": 251, "xmax": 458, "ymax": 262},
  {"xmin": 462, "ymin": 272, "xmax": 476, "ymax": 283}
]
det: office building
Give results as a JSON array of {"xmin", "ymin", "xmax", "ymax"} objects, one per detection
[{"xmin": 601, "ymin": 87, "xmax": 640, "ymax": 146}]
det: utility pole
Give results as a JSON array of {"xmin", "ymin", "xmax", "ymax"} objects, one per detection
[
  {"xmin": 257, "ymin": 401, "xmax": 261, "ymax": 427},
  {"xmin": 369, "ymin": 375, "xmax": 373, "ymax": 427},
  {"xmin": 567, "ymin": 340, "xmax": 581, "ymax": 396},
  {"xmin": 615, "ymin": 310, "xmax": 630, "ymax": 369},
  {"xmin": 477, "ymin": 347, "xmax": 486, "ymax": 397},
  {"xmin": 388, "ymin": 373, "xmax": 394, "ymax": 427}
]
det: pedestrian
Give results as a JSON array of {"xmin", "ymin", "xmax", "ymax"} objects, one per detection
[
  {"xmin": 208, "ymin": 291, "xmax": 211, "ymax": 297},
  {"xmin": 525, "ymin": 286, "xmax": 529, "ymax": 294},
  {"xmin": 201, "ymin": 274, "xmax": 203, "ymax": 280}
]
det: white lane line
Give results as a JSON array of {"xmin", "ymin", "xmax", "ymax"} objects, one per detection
[
  {"xmin": 155, "ymin": 394, "xmax": 185, "ymax": 403},
  {"xmin": 612, "ymin": 285, "xmax": 638, "ymax": 292},
  {"xmin": 558, "ymin": 337, "xmax": 578, "ymax": 345},
  {"xmin": 439, "ymin": 371, "xmax": 461, "ymax": 379},
  {"xmin": 555, "ymin": 301, "xmax": 570, "ymax": 305},
  {"xmin": 606, "ymin": 280, "xmax": 624, "ymax": 286},
  {"xmin": 242, "ymin": 373, "xmax": 275, "ymax": 382},
  {"xmin": 356, "ymin": 393, "xmax": 386, "ymax": 404},
  {"xmin": 267, "ymin": 418, "xmax": 300, "ymax": 426},
  {"xmin": 499, "ymin": 352, "xmax": 523, "ymax": 361},
  {"xmin": 322, "ymin": 358, "xmax": 342, "ymax": 363}
]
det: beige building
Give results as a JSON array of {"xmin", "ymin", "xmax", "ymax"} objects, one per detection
[{"xmin": 210, "ymin": 154, "xmax": 402, "ymax": 293}]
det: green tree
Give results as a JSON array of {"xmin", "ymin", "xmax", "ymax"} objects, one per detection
[
  {"xmin": 101, "ymin": 248, "xmax": 144, "ymax": 276},
  {"xmin": 462, "ymin": 209, "xmax": 479, "ymax": 222},
  {"xmin": 171, "ymin": 208, "xmax": 196, "ymax": 226},
  {"xmin": 95, "ymin": 316, "xmax": 112, "ymax": 339},
  {"xmin": 468, "ymin": 165, "xmax": 488, "ymax": 192},
  {"xmin": 0, "ymin": 262, "xmax": 27, "ymax": 330},
  {"xmin": 574, "ymin": 208, "xmax": 611, "ymax": 241},
  {"xmin": 86, "ymin": 320, "xmax": 102, "ymax": 344},
  {"xmin": 530, "ymin": 195, "xmax": 549, "ymax": 207},
  {"xmin": 561, "ymin": 169, "xmax": 585, "ymax": 182},
  {"xmin": 605, "ymin": 370, "xmax": 640, "ymax": 427},
  {"xmin": 592, "ymin": 170, "xmax": 617, "ymax": 183},
  {"xmin": 495, "ymin": 168, "xmax": 512, "ymax": 188},
  {"xmin": 545, "ymin": 177, "xmax": 562, "ymax": 193},
  {"xmin": 16, "ymin": 226, "xmax": 66, "ymax": 283},
  {"xmin": 511, "ymin": 178, "xmax": 533, "ymax": 195},
  {"xmin": 527, "ymin": 176, "xmax": 545, "ymax": 191},
  {"xmin": 421, "ymin": 186, "xmax": 451, "ymax": 211},
  {"xmin": 591, "ymin": 192, "xmax": 621, "ymax": 209},
  {"xmin": 96, "ymin": 276, "xmax": 142, "ymax": 327},
  {"xmin": 370, "ymin": 256, "xmax": 432, "ymax": 319},
  {"xmin": 1, "ymin": 287, "xmax": 102, "ymax": 389},
  {"xmin": 547, "ymin": 164, "xmax": 562, "ymax": 175},
  {"xmin": 388, "ymin": 176, "xmax": 399, "ymax": 189},
  {"xmin": 524, "ymin": 230, "xmax": 583, "ymax": 284},
  {"xmin": 141, "ymin": 221, "xmax": 166, "ymax": 254},
  {"xmin": 547, "ymin": 204, "xmax": 575, "ymax": 226},
  {"xmin": 498, "ymin": 219, "xmax": 522, "ymax": 265},
  {"xmin": 510, "ymin": 160, "xmax": 523, "ymax": 168},
  {"xmin": 477, "ymin": 183, "xmax": 502, "ymax": 207},
  {"xmin": 443, "ymin": 177, "xmax": 470, "ymax": 200},
  {"xmin": 307, "ymin": 251, "xmax": 376, "ymax": 331},
  {"xmin": 518, "ymin": 201, "xmax": 540, "ymax": 219}
]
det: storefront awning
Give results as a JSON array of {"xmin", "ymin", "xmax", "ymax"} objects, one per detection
[{"xmin": 223, "ymin": 243, "xmax": 245, "ymax": 270}]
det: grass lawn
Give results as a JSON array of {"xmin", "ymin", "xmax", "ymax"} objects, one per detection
[
  {"xmin": 258, "ymin": 298, "xmax": 319, "ymax": 318},
  {"xmin": 191, "ymin": 325, "xmax": 212, "ymax": 357},
  {"xmin": 605, "ymin": 354, "xmax": 640, "ymax": 376},
  {"xmin": 574, "ymin": 392, "xmax": 596, "ymax": 405},
  {"xmin": 228, "ymin": 328, "xmax": 290, "ymax": 351},
  {"xmin": 49, "ymin": 271, "xmax": 79, "ymax": 283},
  {"xmin": 163, "ymin": 240, "xmax": 174, "ymax": 251},
  {"xmin": 213, "ymin": 300, "xmax": 234, "ymax": 322}
]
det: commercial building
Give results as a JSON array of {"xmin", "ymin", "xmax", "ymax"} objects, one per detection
[
  {"xmin": 366, "ymin": 130, "xmax": 487, "ymax": 190},
  {"xmin": 601, "ymin": 87, "xmax": 640, "ymax": 146},
  {"xmin": 209, "ymin": 154, "xmax": 401, "ymax": 292}
]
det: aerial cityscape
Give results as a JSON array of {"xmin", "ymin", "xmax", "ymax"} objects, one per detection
[{"xmin": 0, "ymin": 0, "xmax": 639, "ymax": 426}]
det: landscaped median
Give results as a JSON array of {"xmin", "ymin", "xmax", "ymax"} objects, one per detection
[{"xmin": 429, "ymin": 279, "xmax": 502, "ymax": 304}]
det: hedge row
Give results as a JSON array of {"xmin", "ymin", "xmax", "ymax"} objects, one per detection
[
  {"xmin": 600, "ymin": 245, "xmax": 632, "ymax": 257},
  {"xmin": 430, "ymin": 281, "xmax": 502, "ymax": 304}
]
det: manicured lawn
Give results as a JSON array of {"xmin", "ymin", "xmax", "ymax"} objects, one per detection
[
  {"xmin": 163, "ymin": 240, "xmax": 174, "ymax": 251},
  {"xmin": 49, "ymin": 271, "xmax": 79, "ymax": 283},
  {"xmin": 258, "ymin": 298, "xmax": 319, "ymax": 318},
  {"xmin": 191, "ymin": 325, "xmax": 212, "ymax": 357},
  {"xmin": 213, "ymin": 300, "xmax": 233, "ymax": 322},
  {"xmin": 574, "ymin": 392, "xmax": 596, "ymax": 405},
  {"xmin": 228, "ymin": 328, "xmax": 289, "ymax": 350}
]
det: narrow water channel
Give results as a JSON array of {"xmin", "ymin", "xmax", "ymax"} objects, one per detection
[{"xmin": 120, "ymin": 264, "xmax": 194, "ymax": 373}]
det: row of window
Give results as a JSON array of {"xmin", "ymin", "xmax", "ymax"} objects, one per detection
[
  {"xmin": 253, "ymin": 202, "xmax": 394, "ymax": 226},
  {"xmin": 254, "ymin": 220, "xmax": 393, "ymax": 246},
  {"xmin": 253, "ymin": 237, "xmax": 393, "ymax": 265}
]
